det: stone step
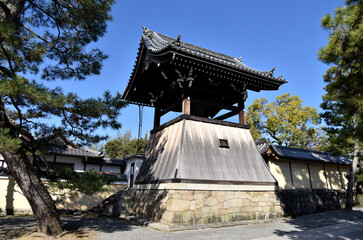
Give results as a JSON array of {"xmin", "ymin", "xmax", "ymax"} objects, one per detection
[{"xmin": 86, "ymin": 189, "xmax": 137, "ymax": 218}]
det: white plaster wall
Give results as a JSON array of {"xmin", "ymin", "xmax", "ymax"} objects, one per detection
[
  {"xmin": 125, "ymin": 158, "xmax": 143, "ymax": 187},
  {"xmin": 291, "ymin": 162, "xmax": 310, "ymax": 189},
  {"xmin": 340, "ymin": 165, "xmax": 350, "ymax": 189},
  {"xmin": 1, "ymin": 154, "xmax": 125, "ymax": 175},
  {"xmin": 0, "ymin": 176, "xmax": 126, "ymax": 215},
  {"xmin": 102, "ymin": 165, "xmax": 121, "ymax": 173},
  {"xmin": 43, "ymin": 155, "xmax": 85, "ymax": 171},
  {"xmin": 269, "ymin": 160, "xmax": 292, "ymax": 189},
  {"xmin": 326, "ymin": 164, "xmax": 342, "ymax": 190},
  {"xmin": 0, "ymin": 154, "xmax": 7, "ymax": 168},
  {"xmin": 310, "ymin": 162, "xmax": 328, "ymax": 189},
  {"xmin": 57, "ymin": 156, "xmax": 84, "ymax": 171},
  {"xmin": 85, "ymin": 164, "xmax": 100, "ymax": 172}
]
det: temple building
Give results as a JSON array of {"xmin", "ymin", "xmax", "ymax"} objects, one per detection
[
  {"xmin": 257, "ymin": 139, "xmax": 351, "ymax": 190},
  {"xmin": 121, "ymin": 27, "xmax": 289, "ymax": 225}
]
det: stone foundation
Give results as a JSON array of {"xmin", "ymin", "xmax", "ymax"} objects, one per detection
[
  {"xmin": 277, "ymin": 189, "xmax": 347, "ymax": 217},
  {"xmin": 357, "ymin": 194, "xmax": 363, "ymax": 207},
  {"xmin": 133, "ymin": 189, "xmax": 283, "ymax": 226},
  {"xmin": 89, "ymin": 186, "xmax": 351, "ymax": 226}
]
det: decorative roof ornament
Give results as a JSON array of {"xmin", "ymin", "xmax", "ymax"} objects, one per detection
[
  {"xmin": 238, "ymin": 57, "xmax": 243, "ymax": 62},
  {"xmin": 268, "ymin": 67, "xmax": 276, "ymax": 77},
  {"xmin": 176, "ymin": 34, "xmax": 181, "ymax": 43},
  {"xmin": 142, "ymin": 25, "xmax": 152, "ymax": 37}
]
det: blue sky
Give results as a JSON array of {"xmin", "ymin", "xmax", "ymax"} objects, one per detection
[{"xmin": 46, "ymin": 0, "xmax": 345, "ymax": 140}]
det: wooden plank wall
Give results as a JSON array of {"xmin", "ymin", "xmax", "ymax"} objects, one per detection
[
  {"xmin": 269, "ymin": 159, "xmax": 350, "ymax": 190},
  {"xmin": 138, "ymin": 119, "xmax": 276, "ymax": 183}
]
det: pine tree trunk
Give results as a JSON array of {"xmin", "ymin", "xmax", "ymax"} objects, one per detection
[
  {"xmin": 0, "ymin": 101, "xmax": 63, "ymax": 236},
  {"xmin": 345, "ymin": 139, "xmax": 359, "ymax": 210},
  {"xmin": 2, "ymin": 150, "xmax": 63, "ymax": 236}
]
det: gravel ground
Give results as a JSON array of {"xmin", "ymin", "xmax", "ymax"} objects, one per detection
[{"xmin": 1, "ymin": 208, "xmax": 362, "ymax": 240}]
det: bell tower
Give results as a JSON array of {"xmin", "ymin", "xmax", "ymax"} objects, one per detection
[{"xmin": 121, "ymin": 27, "xmax": 287, "ymax": 226}]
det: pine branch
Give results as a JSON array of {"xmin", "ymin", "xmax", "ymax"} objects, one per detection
[{"xmin": 0, "ymin": 44, "xmax": 15, "ymax": 77}]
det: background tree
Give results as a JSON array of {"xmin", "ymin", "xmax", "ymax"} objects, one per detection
[
  {"xmin": 318, "ymin": 0, "xmax": 363, "ymax": 210},
  {"xmin": 47, "ymin": 168, "xmax": 117, "ymax": 198},
  {"xmin": 104, "ymin": 130, "xmax": 148, "ymax": 159},
  {"xmin": 246, "ymin": 93, "xmax": 321, "ymax": 149},
  {"xmin": 0, "ymin": 0, "xmax": 126, "ymax": 236}
]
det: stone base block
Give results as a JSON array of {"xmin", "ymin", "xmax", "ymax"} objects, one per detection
[
  {"xmin": 132, "ymin": 189, "xmax": 283, "ymax": 226},
  {"xmin": 277, "ymin": 189, "xmax": 347, "ymax": 217}
]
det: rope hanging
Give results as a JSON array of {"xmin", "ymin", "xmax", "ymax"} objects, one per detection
[{"xmin": 136, "ymin": 104, "xmax": 144, "ymax": 153}]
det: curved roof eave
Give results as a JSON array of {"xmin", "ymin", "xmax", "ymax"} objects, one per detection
[{"xmin": 141, "ymin": 27, "xmax": 288, "ymax": 84}]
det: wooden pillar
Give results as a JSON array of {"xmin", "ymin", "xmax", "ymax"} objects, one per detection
[
  {"xmin": 323, "ymin": 163, "xmax": 329, "ymax": 189},
  {"xmin": 239, "ymin": 109, "xmax": 246, "ymax": 125},
  {"xmin": 83, "ymin": 157, "xmax": 87, "ymax": 171},
  {"xmin": 338, "ymin": 165, "xmax": 344, "ymax": 189},
  {"xmin": 289, "ymin": 160, "xmax": 294, "ymax": 189},
  {"xmin": 182, "ymin": 97, "xmax": 191, "ymax": 115},
  {"xmin": 307, "ymin": 162, "xmax": 313, "ymax": 189},
  {"xmin": 238, "ymin": 88, "xmax": 248, "ymax": 125},
  {"xmin": 153, "ymin": 106, "xmax": 161, "ymax": 129},
  {"xmin": 238, "ymin": 101, "xmax": 246, "ymax": 125}
]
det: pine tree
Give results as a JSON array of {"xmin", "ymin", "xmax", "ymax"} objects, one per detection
[
  {"xmin": 0, "ymin": 0, "xmax": 126, "ymax": 236},
  {"xmin": 318, "ymin": 0, "xmax": 363, "ymax": 210}
]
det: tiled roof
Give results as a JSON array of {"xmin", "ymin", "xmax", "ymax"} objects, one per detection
[
  {"xmin": 93, "ymin": 158, "xmax": 125, "ymax": 166},
  {"xmin": 122, "ymin": 154, "xmax": 145, "ymax": 162},
  {"xmin": 256, "ymin": 139, "xmax": 272, "ymax": 154},
  {"xmin": 122, "ymin": 27, "xmax": 288, "ymax": 102},
  {"xmin": 44, "ymin": 146, "xmax": 102, "ymax": 158},
  {"xmin": 141, "ymin": 27, "xmax": 287, "ymax": 83},
  {"xmin": 256, "ymin": 139, "xmax": 351, "ymax": 165},
  {"xmin": 37, "ymin": 133, "xmax": 103, "ymax": 158}
]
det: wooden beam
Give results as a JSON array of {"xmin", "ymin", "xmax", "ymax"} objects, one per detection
[
  {"xmin": 161, "ymin": 100, "xmax": 181, "ymax": 116},
  {"xmin": 214, "ymin": 110, "xmax": 239, "ymax": 120},
  {"xmin": 192, "ymin": 97, "xmax": 240, "ymax": 112},
  {"xmin": 192, "ymin": 86, "xmax": 240, "ymax": 100}
]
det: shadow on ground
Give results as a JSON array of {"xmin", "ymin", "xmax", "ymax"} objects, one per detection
[
  {"xmin": 61, "ymin": 216, "xmax": 134, "ymax": 232},
  {"xmin": 0, "ymin": 215, "xmax": 135, "ymax": 239},
  {"xmin": 0, "ymin": 216, "xmax": 37, "ymax": 239},
  {"xmin": 273, "ymin": 208, "xmax": 363, "ymax": 240}
]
